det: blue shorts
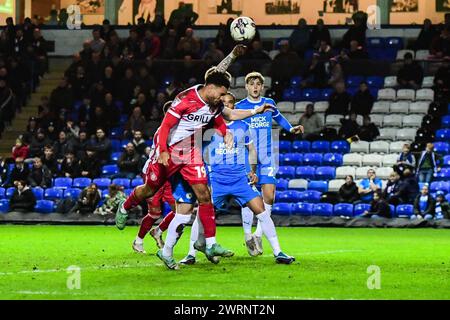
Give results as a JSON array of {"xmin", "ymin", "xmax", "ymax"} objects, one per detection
[
  {"xmin": 256, "ymin": 163, "xmax": 278, "ymax": 186},
  {"xmin": 170, "ymin": 175, "xmax": 197, "ymax": 204},
  {"xmin": 211, "ymin": 176, "xmax": 261, "ymax": 209}
]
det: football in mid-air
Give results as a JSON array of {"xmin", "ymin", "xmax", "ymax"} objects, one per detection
[{"xmin": 230, "ymin": 16, "xmax": 256, "ymax": 42}]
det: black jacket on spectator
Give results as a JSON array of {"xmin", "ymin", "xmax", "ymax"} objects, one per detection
[
  {"xmin": 383, "ymin": 180, "xmax": 401, "ymax": 202},
  {"xmin": 357, "ymin": 123, "xmax": 380, "ymax": 142},
  {"xmin": 79, "ymin": 156, "xmax": 101, "ymax": 179},
  {"xmin": 397, "ymin": 62, "xmax": 424, "ymax": 86},
  {"xmin": 397, "ymin": 176, "xmax": 420, "ymax": 204},
  {"xmin": 310, "ymin": 25, "xmax": 331, "ymax": 47},
  {"xmin": 29, "ymin": 136, "xmax": 52, "ymax": 158},
  {"xmin": 350, "ymin": 90, "xmax": 374, "ymax": 115},
  {"xmin": 338, "ymin": 119, "xmax": 359, "ymax": 139},
  {"xmin": 118, "ymin": 152, "xmax": 140, "ymax": 174},
  {"xmin": 87, "ymin": 137, "xmax": 112, "ymax": 164},
  {"xmin": 49, "ymin": 85, "xmax": 74, "ymax": 114},
  {"xmin": 367, "ymin": 199, "xmax": 391, "ymax": 218},
  {"xmin": 28, "ymin": 165, "xmax": 52, "ymax": 188},
  {"xmin": 42, "ymin": 156, "xmax": 59, "ymax": 176},
  {"xmin": 8, "ymin": 166, "xmax": 30, "ymax": 187},
  {"xmin": 413, "ymin": 194, "xmax": 436, "ymax": 217},
  {"xmin": 132, "ymin": 139, "xmax": 147, "ymax": 155},
  {"xmin": 327, "ymin": 92, "xmax": 352, "ymax": 115},
  {"xmin": 10, "ymin": 187, "xmax": 36, "ymax": 212},
  {"xmin": 53, "ymin": 138, "xmax": 75, "ymax": 160},
  {"xmin": 338, "ymin": 182, "xmax": 359, "ymax": 203},
  {"xmin": 59, "ymin": 158, "xmax": 80, "ymax": 178},
  {"xmin": 271, "ymin": 51, "xmax": 302, "ymax": 83},
  {"xmin": 342, "ymin": 24, "xmax": 367, "ymax": 49}
]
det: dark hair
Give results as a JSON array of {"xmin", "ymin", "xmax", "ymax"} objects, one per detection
[
  {"xmin": 163, "ymin": 101, "xmax": 173, "ymax": 114},
  {"xmin": 205, "ymin": 71, "xmax": 231, "ymax": 89},
  {"xmin": 346, "ymin": 175, "xmax": 354, "ymax": 181},
  {"xmin": 404, "ymin": 52, "xmax": 413, "ymax": 60},
  {"xmin": 374, "ymin": 190, "xmax": 383, "ymax": 199}
]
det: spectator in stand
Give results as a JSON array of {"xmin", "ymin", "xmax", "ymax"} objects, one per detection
[
  {"xmin": 132, "ymin": 130, "xmax": 148, "ymax": 155},
  {"xmin": 301, "ymin": 54, "xmax": 327, "ymax": 88},
  {"xmin": 79, "ymin": 147, "xmax": 101, "ymax": 179},
  {"xmin": 87, "ymin": 128, "xmax": 112, "ymax": 165},
  {"xmin": 49, "ymin": 77, "xmax": 73, "ymax": 115},
  {"xmin": 310, "ymin": 19, "xmax": 331, "ymax": 49},
  {"xmin": 357, "ymin": 116, "xmax": 380, "ymax": 142},
  {"xmin": 73, "ymin": 129, "xmax": 89, "ymax": 160},
  {"xmin": 396, "ymin": 168, "xmax": 420, "ymax": 204},
  {"xmin": 416, "ymin": 143, "xmax": 441, "ymax": 184},
  {"xmin": 59, "ymin": 151, "xmax": 80, "ymax": 178},
  {"xmin": 176, "ymin": 28, "xmax": 201, "ymax": 58},
  {"xmin": 124, "ymin": 107, "xmax": 146, "ymax": 139},
  {"xmin": 0, "ymin": 76, "xmax": 15, "ymax": 136},
  {"xmin": 350, "ymin": 81, "xmax": 374, "ymax": 116},
  {"xmin": 397, "ymin": 52, "xmax": 424, "ymax": 90},
  {"xmin": 168, "ymin": 1, "xmax": 199, "ymax": 31},
  {"xmin": 338, "ymin": 175, "xmax": 360, "ymax": 203},
  {"xmin": 289, "ymin": 18, "xmax": 311, "ymax": 58},
  {"xmin": 317, "ymin": 40, "xmax": 334, "ymax": 61},
  {"xmin": 383, "ymin": 171, "xmax": 402, "ymax": 205},
  {"xmin": 326, "ymin": 82, "xmax": 351, "ymax": 115},
  {"xmin": 12, "ymin": 137, "xmax": 29, "ymax": 161},
  {"xmin": 113, "ymin": 143, "xmax": 140, "ymax": 179},
  {"xmin": 45, "ymin": 121, "xmax": 58, "ymax": 142},
  {"xmin": 23, "ymin": 117, "xmax": 39, "ymax": 144},
  {"xmin": 338, "ymin": 113, "xmax": 359, "ymax": 140},
  {"xmin": 41, "ymin": 145, "xmax": 58, "ymax": 176},
  {"xmin": 413, "ymin": 19, "xmax": 438, "ymax": 50},
  {"xmin": 394, "ymin": 143, "xmax": 416, "ymax": 176},
  {"xmin": 101, "ymin": 66, "xmax": 116, "ymax": 93},
  {"xmin": 95, "ymin": 184, "xmax": 126, "ymax": 215},
  {"xmin": 360, "ymin": 190, "xmax": 391, "ymax": 219},
  {"xmin": 412, "ymin": 185, "xmax": 435, "ymax": 220},
  {"xmin": 78, "ymin": 97, "xmax": 94, "ymax": 124},
  {"xmin": 161, "ymin": 28, "xmax": 179, "ymax": 59},
  {"xmin": 143, "ymin": 28, "xmax": 161, "ymax": 59},
  {"xmin": 270, "ymin": 40, "xmax": 302, "ymax": 84},
  {"xmin": 68, "ymin": 183, "xmax": 101, "ymax": 214},
  {"xmin": 240, "ymin": 40, "xmax": 272, "ymax": 75},
  {"xmin": 28, "ymin": 157, "xmax": 52, "ymax": 188},
  {"xmin": 298, "ymin": 104, "xmax": 323, "ymax": 141},
  {"xmin": 202, "ymin": 41, "xmax": 225, "ymax": 65},
  {"xmin": 327, "ymin": 58, "xmax": 345, "ymax": 87},
  {"xmin": 342, "ymin": 15, "xmax": 367, "ymax": 49},
  {"xmin": 53, "ymin": 131, "xmax": 74, "ymax": 162},
  {"xmin": 9, "ymin": 180, "xmax": 36, "ymax": 213},
  {"xmin": 434, "ymin": 60, "xmax": 450, "ymax": 92},
  {"xmin": 358, "ymin": 168, "xmax": 382, "ymax": 203},
  {"xmin": 435, "ymin": 192, "xmax": 450, "ymax": 220},
  {"xmin": 347, "ymin": 40, "xmax": 369, "ymax": 60},
  {"xmin": 89, "ymin": 28, "xmax": 106, "ymax": 54},
  {"xmin": 88, "ymin": 106, "xmax": 111, "ymax": 135},
  {"xmin": 6, "ymin": 157, "xmax": 30, "ymax": 188},
  {"xmin": 430, "ymin": 26, "xmax": 450, "ymax": 59}
]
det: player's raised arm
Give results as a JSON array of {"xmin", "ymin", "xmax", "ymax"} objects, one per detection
[
  {"xmin": 271, "ymin": 101, "xmax": 304, "ymax": 135},
  {"xmin": 215, "ymin": 44, "xmax": 247, "ymax": 73}
]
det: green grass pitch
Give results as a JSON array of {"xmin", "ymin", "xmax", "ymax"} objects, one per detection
[{"xmin": 0, "ymin": 225, "xmax": 449, "ymax": 300}]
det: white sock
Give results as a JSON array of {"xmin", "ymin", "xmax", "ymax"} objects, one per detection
[
  {"xmin": 162, "ymin": 213, "xmax": 191, "ymax": 257},
  {"xmin": 135, "ymin": 236, "xmax": 143, "ymax": 244},
  {"xmin": 255, "ymin": 203, "xmax": 272, "ymax": 237},
  {"xmin": 256, "ymin": 210, "xmax": 281, "ymax": 256},
  {"xmin": 188, "ymin": 215, "xmax": 200, "ymax": 257},
  {"xmin": 205, "ymin": 237, "xmax": 216, "ymax": 249},
  {"xmin": 241, "ymin": 206, "xmax": 254, "ymax": 236}
]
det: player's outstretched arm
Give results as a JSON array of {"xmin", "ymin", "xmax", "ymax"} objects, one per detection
[
  {"xmin": 216, "ymin": 44, "xmax": 247, "ymax": 73},
  {"xmin": 221, "ymin": 103, "xmax": 274, "ymax": 121},
  {"xmin": 272, "ymin": 105, "xmax": 304, "ymax": 135}
]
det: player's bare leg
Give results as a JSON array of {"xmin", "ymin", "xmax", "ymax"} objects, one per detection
[
  {"xmin": 191, "ymin": 183, "xmax": 234, "ymax": 260},
  {"xmin": 246, "ymin": 196, "xmax": 295, "ymax": 264}
]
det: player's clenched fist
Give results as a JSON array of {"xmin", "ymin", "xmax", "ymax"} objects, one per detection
[
  {"xmin": 290, "ymin": 125, "xmax": 304, "ymax": 135},
  {"xmin": 158, "ymin": 151, "xmax": 170, "ymax": 167}
]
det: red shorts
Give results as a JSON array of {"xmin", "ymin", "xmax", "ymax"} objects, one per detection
[
  {"xmin": 150, "ymin": 181, "xmax": 175, "ymax": 208},
  {"xmin": 144, "ymin": 142, "xmax": 208, "ymax": 190}
]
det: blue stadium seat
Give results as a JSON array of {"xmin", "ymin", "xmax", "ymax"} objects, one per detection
[
  {"xmin": 124, "ymin": 189, "xmax": 133, "ymax": 196},
  {"xmin": 282, "ymin": 88, "xmax": 302, "ymax": 101},
  {"xmin": 35, "ymin": 200, "xmax": 55, "ymax": 214},
  {"xmin": 111, "ymin": 152, "xmax": 121, "ymax": 162},
  {"xmin": 308, "ymin": 180, "xmax": 328, "ymax": 193},
  {"xmin": 119, "ymin": 114, "xmax": 128, "ymax": 125},
  {"xmin": 433, "ymin": 142, "xmax": 449, "ymax": 155},
  {"xmin": 276, "ymin": 179, "xmax": 289, "ymax": 191},
  {"xmin": 346, "ymin": 76, "xmax": 365, "ymax": 87},
  {"xmin": 112, "ymin": 178, "xmax": 131, "ymax": 189},
  {"xmin": 333, "ymin": 203, "xmax": 354, "ymax": 217},
  {"xmin": 131, "ymin": 177, "xmax": 144, "ymax": 188},
  {"xmin": 386, "ymin": 37, "xmax": 404, "ymax": 50},
  {"xmin": 32, "ymin": 188, "xmax": 44, "ymax": 200},
  {"xmin": 441, "ymin": 116, "xmax": 450, "ymax": 128},
  {"xmin": 447, "ymin": 194, "xmax": 450, "ymax": 203},
  {"xmin": 101, "ymin": 165, "xmax": 119, "ymax": 176},
  {"xmin": 111, "ymin": 139, "xmax": 122, "ymax": 152},
  {"xmin": 443, "ymin": 155, "xmax": 450, "ymax": 167},
  {"xmin": 110, "ymin": 127, "xmax": 124, "ymax": 139},
  {"xmin": 93, "ymin": 178, "xmax": 111, "ymax": 190},
  {"xmin": 278, "ymin": 190, "xmax": 302, "ymax": 203},
  {"xmin": 281, "ymin": 153, "xmax": 303, "ymax": 165},
  {"xmin": 366, "ymin": 76, "xmax": 384, "ymax": 88},
  {"xmin": 6, "ymin": 187, "xmax": 15, "ymax": 199},
  {"xmin": 389, "ymin": 204, "xmax": 396, "ymax": 216},
  {"xmin": 0, "ymin": 187, "xmax": 5, "ymax": 199},
  {"xmin": 53, "ymin": 177, "xmax": 73, "ymax": 189},
  {"xmin": 369, "ymin": 88, "xmax": 379, "ymax": 99},
  {"xmin": 121, "ymin": 139, "xmax": 131, "ymax": 149},
  {"xmin": 322, "ymin": 153, "xmax": 343, "ymax": 166},
  {"xmin": 101, "ymin": 189, "xmax": 109, "ymax": 199},
  {"xmin": 354, "ymin": 203, "xmax": 371, "ymax": 216},
  {"xmin": 292, "ymin": 140, "xmax": 310, "ymax": 153},
  {"xmin": 44, "ymin": 188, "xmax": 64, "ymax": 200},
  {"xmin": 311, "ymin": 141, "xmax": 330, "ymax": 153},
  {"xmin": 299, "ymin": 190, "xmax": 322, "ymax": 203},
  {"xmin": 0, "ymin": 199, "xmax": 9, "ymax": 213},
  {"xmin": 395, "ymin": 204, "xmax": 414, "ymax": 218},
  {"xmin": 272, "ymin": 203, "xmax": 292, "ymax": 216},
  {"xmin": 435, "ymin": 129, "xmax": 450, "ymax": 141},
  {"xmin": 295, "ymin": 166, "xmax": 316, "ymax": 180},
  {"xmin": 301, "ymin": 88, "xmax": 320, "ymax": 101},
  {"xmin": 277, "ymin": 166, "xmax": 296, "ymax": 179},
  {"xmin": 435, "ymin": 168, "xmax": 450, "ymax": 181},
  {"xmin": 290, "ymin": 76, "xmax": 302, "ymax": 88},
  {"xmin": 303, "ymin": 153, "xmax": 322, "ymax": 166},
  {"xmin": 315, "ymin": 167, "xmax": 336, "ymax": 180},
  {"xmin": 347, "ymin": 87, "xmax": 359, "ymax": 96},
  {"xmin": 330, "ymin": 141, "xmax": 350, "ymax": 154},
  {"xmin": 292, "ymin": 202, "xmax": 314, "ymax": 216},
  {"xmin": 73, "ymin": 177, "xmax": 92, "ymax": 188},
  {"xmin": 430, "ymin": 181, "xmax": 450, "ymax": 194},
  {"xmin": 278, "ymin": 141, "xmax": 292, "ymax": 154},
  {"xmin": 366, "ymin": 37, "xmax": 385, "ymax": 48},
  {"xmin": 313, "ymin": 203, "xmax": 333, "ymax": 216},
  {"xmin": 64, "ymin": 188, "xmax": 82, "ymax": 199},
  {"xmin": 320, "ymin": 88, "xmax": 333, "ymax": 100}
]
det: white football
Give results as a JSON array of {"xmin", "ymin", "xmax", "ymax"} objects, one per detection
[{"xmin": 230, "ymin": 16, "xmax": 256, "ymax": 42}]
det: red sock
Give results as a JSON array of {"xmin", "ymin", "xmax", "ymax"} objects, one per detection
[
  {"xmin": 123, "ymin": 189, "xmax": 141, "ymax": 211},
  {"xmin": 138, "ymin": 214, "xmax": 156, "ymax": 239},
  {"xmin": 158, "ymin": 211, "xmax": 175, "ymax": 232},
  {"xmin": 198, "ymin": 203, "xmax": 216, "ymax": 238}
]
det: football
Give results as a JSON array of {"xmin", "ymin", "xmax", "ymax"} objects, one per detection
[{"xmin": 230, "ymin": 16, "xmax": 256, "ymax": 42}]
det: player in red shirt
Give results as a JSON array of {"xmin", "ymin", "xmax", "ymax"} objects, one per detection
[{"xmin": 116, "ymin": 70, "xmax": 273, "ymax": 269}]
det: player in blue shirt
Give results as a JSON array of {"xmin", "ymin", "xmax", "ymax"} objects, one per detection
[{"xmin": 235, "ymin": 72, "xmax": 303, "ymax": 255}]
